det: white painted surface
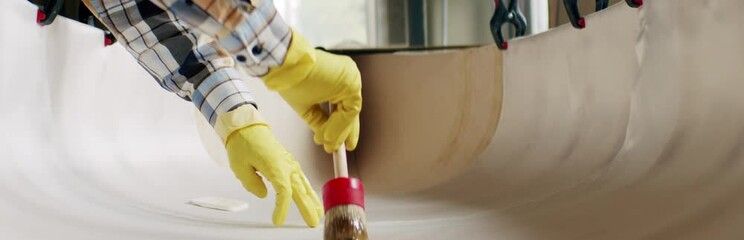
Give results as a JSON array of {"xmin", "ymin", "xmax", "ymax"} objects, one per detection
[
  {"xmin": 2, "ymin": 0, "xmax": 744, "ymax": 239},
  {"xmin": 188, "ymin": 197, "xmax": 249, "ymax": 212}
]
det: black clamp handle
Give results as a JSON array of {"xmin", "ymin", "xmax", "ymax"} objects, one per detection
[
  {"xmin": 490, "ymin": 0, "xmax": 527, "ymax": 50},
  {"xmin": 564, "ymin": 0, "xmax": 643, "ymax": 29},
  {"xmin": 36, "ymin": 0, "xmax": 64, "ymax": 26},
  {"xmin": 625, "ymin": 0, "xmax": 643, "ymax": 8},
  {"xmin": 563, "ymin": 0, "xmax": 608, "ymax": 29}
]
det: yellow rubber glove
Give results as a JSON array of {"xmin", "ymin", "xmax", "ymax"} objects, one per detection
[
  {"xmin": 215, "ymin": 104, "xmax": 323, "ymax": 227},
  {"xmin": 262, "ymin": 29, "xmax": 362, "ymax": 153}
]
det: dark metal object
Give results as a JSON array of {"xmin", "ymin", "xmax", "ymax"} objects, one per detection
[
  {"xmin": 490, "ymin": 0, "xmax": 527, "ymax": 50},
  {"xmin": 29, "ymin": 0, "xmax": 117, "ymax": 46},
  {"xmin": 626, "ymin": 0, "xmax": 643, "ymax": 8},
  {"xmin": 36, "ymin": 0, "xmax": 63, "ymax": 26},
  {"xmin": 564, "ymin": 0, "xmax": 643, "ymax": 30},
  {"xmin": 407, "ymin": 0, "xmax": 427, "ymax": 47},
  {"xmin": 562, "ymin": 0, "xmax": 608, "ymax": 29}
]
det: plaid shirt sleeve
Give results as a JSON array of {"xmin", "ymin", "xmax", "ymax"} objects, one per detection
[
  {"xmin": 150, "ymin": 0, "xmax": 292, "ymax": 77},
  {"xmin": 88, "ymin": 0, "xmax": 257, "ymax": 126}
]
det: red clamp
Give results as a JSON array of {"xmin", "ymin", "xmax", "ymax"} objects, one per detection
[
  {"xmin": 104, "ymin": 32, "xmax": 116, "ymax": 47},
  {"xmin": 626, "ymin": 0, "xmax": 643, "ymax": 8},
  {"xmin": 564, "ymin": 0, "xmax": 643, "ymax": 30},
  {"xmin": 36, "ymin": 0, "xmax": 63, "ymax": 26},
  {"xmin": 490, "ymin": 0, "xmax": 527, "ymax": 50}
]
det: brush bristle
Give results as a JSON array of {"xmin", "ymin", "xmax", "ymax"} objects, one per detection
[{"xmin": 324, "ymin": 204, "xmax": 368, "ymax": 240}]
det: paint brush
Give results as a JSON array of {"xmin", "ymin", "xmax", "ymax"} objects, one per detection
[{"xmin": 323, "ymin": 104, "xmax": 368, "ymax": 240}]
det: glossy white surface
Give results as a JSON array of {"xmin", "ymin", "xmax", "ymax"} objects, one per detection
[{"xmin": 2, "ymin": 0, "xmax": 743, "ymax": 239}]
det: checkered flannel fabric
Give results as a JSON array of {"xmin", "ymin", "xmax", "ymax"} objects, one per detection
[
  {"xmin": 151, "ymin": 0, "xmax": 292, "ymax": 76},
  {"xmin": 88, "ymin": 0, "xmax": 291, "ymax": 126}
]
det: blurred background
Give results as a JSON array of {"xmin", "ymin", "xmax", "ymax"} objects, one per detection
[
  {"xmin": 29, "ymin": 0, "xmax": 627, "ymax": 49},
  {"xmin": 277, "ymin": 0, "xmax": 627, "ymax": 48}
]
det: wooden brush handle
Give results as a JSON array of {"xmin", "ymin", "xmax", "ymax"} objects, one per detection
[
  {"xmin": 329, "ymin": 103, "xmax": 349, "ymax": 178},
  {"xmin": 333, "ymin": 143, "xmax": 349, "ymax": 178}
]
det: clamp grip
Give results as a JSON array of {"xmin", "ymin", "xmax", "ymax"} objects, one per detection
[
  {"xmin": 490, "ymin": 0, "xmax": 527, "ymax": 50},
  {"xmin": 625, "ymin": 0, "xmax": 643, "ymax": 8},
  {"xmin": 564, "ymin": 0, "xmax": 642, "ymax": 29},
  {"xmin": 563, "ymin": 0, "xmax": 611, "ymax": 29},
  {"xmin": 36, "ymin": 0, "xmax": 64, "ymax": 26}
]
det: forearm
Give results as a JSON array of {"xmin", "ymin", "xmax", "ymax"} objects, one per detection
[
  {"xmin": 148, "ymin": 0, "xmax": 293, "ymax": 78},
  {"xmin": 82, "ymin": 0, "xmax": 256, "ymax": 126}
]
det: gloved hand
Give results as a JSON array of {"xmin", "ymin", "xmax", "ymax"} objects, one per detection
[
  {"xmin": 262, "ymin": 29, "xmax": 362, "ymax": 153},
  {"xmin": 214, "ymin": 104, "xmax": 323, "ymax": 227}
]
